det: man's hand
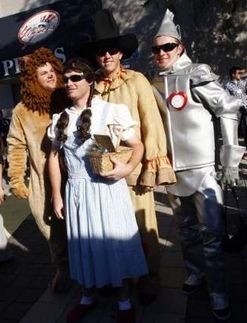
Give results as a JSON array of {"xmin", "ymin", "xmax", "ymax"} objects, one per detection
[
  {"xmin": 0, "ymin": 187, "xmax": 5, "ymax": 204},
  {"xmin": 52, "ymin": 194, "xmax": 64, "ymax": 220},
  {"xmin": 100, "ymin": 156, "xmax": 133, "ymax": 181},
  {"xmin": 12, "ymin": 183, "xmax": 29, "ymax": 199},
  {"xmin": 133, "ymin": 185, "xmax": 154, "ymax": 195},
  {"xmin": 221, "ymin": 167, "xmax": 240, "ymax": 187}
]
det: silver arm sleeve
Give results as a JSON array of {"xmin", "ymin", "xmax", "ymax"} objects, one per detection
[{"xmin": 191, "ymin": 67, "xmax": 245, "ymax": 167}]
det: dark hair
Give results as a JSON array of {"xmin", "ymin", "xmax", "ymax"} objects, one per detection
[
  {"xmin": 229, "ymin": 66, "xmax": 244, "ymax": 78},
  {"xmin": 64, "ymin": 57, "xmax": 95, "ymax": 108},
  {"xmin": 64, "ymin": 58, "xmax": 94, "ymax": 82},
  {"xmin": 55, "ymin": 111, "xmax": 69, "ymax": 145},
  {"xmin": 55, "ymin": 58, "xmax": 95, "ymax": 147}
]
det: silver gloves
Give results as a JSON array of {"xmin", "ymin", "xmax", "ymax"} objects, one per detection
[{"xmin": 221, "ymin": 167, "xmax": 240, "ymax": 186}]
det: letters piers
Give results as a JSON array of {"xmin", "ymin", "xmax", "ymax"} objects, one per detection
[{"xmin": 1, "ymin": 47, "xmax": 66, "ymax": 77}]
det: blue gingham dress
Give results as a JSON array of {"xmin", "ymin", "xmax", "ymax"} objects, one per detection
[{"xmin": 49, "ymin": 97, "xmax": 148, "ymax": 288}]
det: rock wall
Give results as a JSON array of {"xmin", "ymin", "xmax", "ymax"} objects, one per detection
[{"xmin": 102, "ymin": 0, "xmax": 247, "ymax": 80}]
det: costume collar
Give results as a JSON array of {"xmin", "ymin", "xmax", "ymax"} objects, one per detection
[
  {"xmin": 159, "ymin": 52, "xmax": 192, "ymax": 75},
  {"xmin": 95, "ymin": 67, "xmax": 134, "ymax": 94}
]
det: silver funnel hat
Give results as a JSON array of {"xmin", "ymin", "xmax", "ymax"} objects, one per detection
[{"xmin": 155, "ymin": 9, "xmax": 181, "ymax": 41}]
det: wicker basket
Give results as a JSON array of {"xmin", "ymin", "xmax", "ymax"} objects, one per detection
[
  {"xmin": 88, "ymin": 146, "xmax": 133, "ymax": 174},
  {"xmin": 88, "ymin": 127, "xmax": 133, "ymax": 174}
]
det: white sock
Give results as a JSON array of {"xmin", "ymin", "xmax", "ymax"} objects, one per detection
[
  {"xmin": 80, "ymin": 295, "xmax": 94, "ymax": 305},
  {"xmin": 118, "ymin": 299, "xmax": 132, "ymax": 311}
]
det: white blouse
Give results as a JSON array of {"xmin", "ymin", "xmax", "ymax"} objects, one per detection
[{"xmin": 48, "ymin": 96, "xmax": 138, "ymax": 148}]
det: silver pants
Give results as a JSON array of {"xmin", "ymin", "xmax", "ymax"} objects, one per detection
[{"xmin": 168, "ymin": 174, "xmax": 229, "ymax": 309}]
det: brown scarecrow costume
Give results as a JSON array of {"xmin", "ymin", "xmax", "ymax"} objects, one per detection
[
  {"xmin": 7, "ymin": 47, "xmax": 70, "ymax": 292},
  {"xmin": 82, "ymin": 9, "xmax": 176, "ymax": 304}
]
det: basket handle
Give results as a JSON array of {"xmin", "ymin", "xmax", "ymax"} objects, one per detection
[{"xmin": 107, "ymin": 124, "xmax": 123, "ymax": 149}]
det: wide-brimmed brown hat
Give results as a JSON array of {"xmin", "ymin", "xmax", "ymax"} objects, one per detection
[{"xmin": 82, "ymin": 9, "xmax": 138, "ymax": 60}]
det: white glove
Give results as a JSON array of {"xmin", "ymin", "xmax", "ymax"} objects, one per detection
[{"xmin": 221, "ymin": 167, "xmax": 239, "ymax": 186}]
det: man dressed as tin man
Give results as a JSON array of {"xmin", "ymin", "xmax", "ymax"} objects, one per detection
[{"xmin": 152, "ymin": 9, "xmax": 244, "ymax": 321}]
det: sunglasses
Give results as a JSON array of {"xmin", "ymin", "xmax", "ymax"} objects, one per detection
[
  {"xmin": 152, "ymin": 43, "xmax": 178, "ymax": 54},
  {"xmin": 96, "ymin": 47, "xmax": 120, "ymax": 56},
  {"xmin": 64, "ymin": 74, "xmax": 85, "ymax": 84}
]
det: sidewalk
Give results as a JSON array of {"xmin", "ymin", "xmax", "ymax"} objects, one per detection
[
  {"xmin": 1, "ymin": 166, "xmax": 247, "ymax": 323},
  {"xmin": 0, "ymin": 186, "xmax": 187, "ymax": 323}
]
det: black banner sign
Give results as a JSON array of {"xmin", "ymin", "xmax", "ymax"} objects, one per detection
[{"xmin": 0, "ymin": 0, "xmax": 101, "ymax": 79}]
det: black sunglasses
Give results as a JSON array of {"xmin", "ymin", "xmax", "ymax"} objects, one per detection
[
  {"xmin": 96, "ymin": 47, "xmax": 120, "ymax": 56},
  {"xmin": 152, "ymin": 43, "xmax": 178, "ymax": 54},
  {"xmin": 64, "ymin": 74, "xmax": 85, "ymax": 84}
]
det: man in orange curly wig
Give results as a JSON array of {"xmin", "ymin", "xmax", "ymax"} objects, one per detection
[{"xmin": 7, "ymin": 47, "xmax": 70, "ymax": 293}]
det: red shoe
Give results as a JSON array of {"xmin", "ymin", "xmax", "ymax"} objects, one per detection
[
  {"xmin": 116, "ymin": 308, "xmax": 135, "ymax": 323},
  {"xmin": 66, "ymin": 303, "xmax": 96, "ymax": 323}
]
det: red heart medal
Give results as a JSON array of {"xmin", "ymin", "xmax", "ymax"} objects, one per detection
[{"xmin": 168, "ymin": 91, "xmax": 187, "ymax": 111}]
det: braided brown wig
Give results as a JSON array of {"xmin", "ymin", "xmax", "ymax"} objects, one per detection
[
  {"xmin": 56, "ymin": 58, "xmax": 95, "ymax": 146},
  {"xmin": 19, "ymin": 47, "xmax": 64, "ymax": 114}
]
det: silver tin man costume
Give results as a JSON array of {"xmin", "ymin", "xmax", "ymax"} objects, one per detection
[{"xmin": 152, "ymin": 9, "xmax": 244, "ymax": 313}]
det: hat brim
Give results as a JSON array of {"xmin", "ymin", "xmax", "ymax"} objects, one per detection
[{"xmin": 82, "ymin": 34, "xmax": 138, "ymax": 60}]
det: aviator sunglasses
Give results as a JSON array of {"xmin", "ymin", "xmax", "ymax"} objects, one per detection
[
  {"xmin": 152, "ymin": 43, "xmax": 178, "ymax": 54},
  {"xmin": 96, "ymin": 47, "xmax": 120, "ymax": 56},
  {"xmin": 64, "ymin": 74, "xmax": 85, "ymax": 84}
]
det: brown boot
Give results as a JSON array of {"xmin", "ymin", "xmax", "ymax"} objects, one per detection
[
  {"xmin": 116, "ymin": 308, "xmax": 135, "ymax": 323},
  {"xmin": 138, "ymin": 274, "xmax": 160, "ymax": 306},
  {"xmin": 66, "ymin": 303, "xmax": 97, "ymax": 323},
  {"xmin": 51, "ymin": 268, "xmax": 72, "ymax": 293}
]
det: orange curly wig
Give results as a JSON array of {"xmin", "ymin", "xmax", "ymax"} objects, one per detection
[{"xmin": 20, "ymin": 47, "xmax": 64, "ymax": 114}]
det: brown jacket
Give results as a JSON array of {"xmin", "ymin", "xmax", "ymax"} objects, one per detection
[
  {"xmin": 96, "ymin": 68, "xmax": 176, "ymax": 187},
  {"xmin": 7, "ymin": 102, "xmax": 53, "ymax": 238}
]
